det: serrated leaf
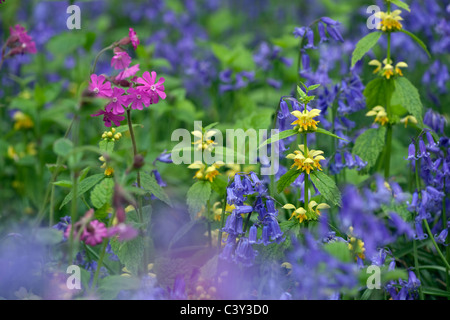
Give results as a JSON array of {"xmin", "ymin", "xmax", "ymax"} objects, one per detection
[
  {"xmin": 97, "ymin": 275, "xmax": 141, "ymax": 300},
  {"xmin": 364, "ymin": 78, "xmax": 387, "ymax": 109},
  {"xmin": 99, "ymin": 140, "xmax": 114, "ymax": 153},
  {"xmin": 353, "ymin": 127, "xmax": 387, "ymax": 169},
  {"xmin": 140, "ymin": 172, "xmax": 172, "ymax": 207},
  {"xmin": 277, "ymin": 169, "xmax": 302, "ymax": 193},
  {"xmin": 310, "ymin": 171, "xmax": 342, "ymax": 207},
  {"xmin": 351, "ymin": 32, "xmax": 382, "ymax": 67},
  {"xmin": 53, "ymin": 138, "xmax": 73, "ymax": 157},
  {"xmin": 211, "ymin": 176, "xmax": 228, "ymax": 197},
  {"xmin": 393, "ymin": 77, "xmax": 424, "ymax": 125},
  {"xmin": 90, "ymin": 178, "xmax": 115, "ymax": 209},
  {"xmin": 400, "ymin": 30, "xmax": 430, "ymax": 58},
  {"xmin": 110, "ymin": 236, "xmax": 145, "ymax": 276},
  {"xmin": 187, "ymin": 181, "xmax": 212, "ymax": 218},
  {"xmin": 59, "ymin": 174, "xmax": 105, "ymax": 209},
  {"xmin": 258, "ymin": 129, "xmax": 297, "ymax": 150}
]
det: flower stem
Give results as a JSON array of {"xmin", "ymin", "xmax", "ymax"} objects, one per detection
[
  {"xmin": 91, "ymin": 238, "xmax": 109, "ymax": 290},
  {"xmin": 423, "ymin": 219, "xmax": 450, "ymax": 270},
  {"xmin": 91, "ymin": 43, "xmax": 115, "ymax": 75},
  {"xmin": 304, "ymin": 133, "xmax": 309, "ymax": 210}
]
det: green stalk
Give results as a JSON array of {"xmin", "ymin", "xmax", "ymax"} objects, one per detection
[
  {"xmin": 91, "ymin": 238, "xmax": 109, "ymax": 291},
  {"xmin": 304, "ymin": 132, "xmax": 309, "ymax": 210},
  {"xmin": 217, "ymin": 196, "xmax": 227, "ymax": 251},
  {"xmin": 423, "ymin": 219, "xmax": 450, "ymax": 270},
  {"xmin": 413, "ymin": 155, "xmax": 424, "ymax": 300}
]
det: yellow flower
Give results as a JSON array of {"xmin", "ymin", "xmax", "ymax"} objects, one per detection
[
  {"xmin": 366, "ymin": 106, "xmax": 389, "ymax": 126},
  {"xmin": 13, "ymin": 112, "xmax": 34, "ymax": 130},
  {"xmin": 188, "ymin": 161, "xmax": 224, "ymax": 182},
  {"xmin": 192, "ymin": 130, "xmax": 217, "ymax": 151},
  {"xmin": 290, "ymin": 109, "xmax": 321, "ymax": 132},
  {"xmin": 286, "ymin": 144, "xmax": 325, "ymax": 174},
  {"xmin": 376, "ymin": 10, "xmax": 403, "ymax": 32},
  {"xmin": 382, "ymin": 63, "xmax": 394, "ymax": 79},
  {"xmin": 102, "ymin": 127, "xmax": 122, "ymax": 141},
  {"xmin": 394, "ymin": 61, "xmax": 408, "ymax": 76},
  {"xmin": 368, "ymin": 59, "xmax": 382, "ymax": 74},
  {"xmin": 400, "ymin": 115, "xmax": 418, "ymax": 128},
  {"xmin": 99, "ymin": 155, "xmax": 114, "ymax": 176},
  {"xmin": 283, "ymin": 203, "xmax": 307, "ymax": 223},
  {"xmin": 26, "ymin": 142, "xmax": 37, "ymax": 156},
  {"xmin": 283, "ymin": 201, "xmax": 330, "ymax": 223},
  {"xmin": 7, "ymin": 146, "xmax": 20, "ymax": 161}
]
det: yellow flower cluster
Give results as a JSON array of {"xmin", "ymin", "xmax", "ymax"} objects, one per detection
[
  {"xmin": 347, "ymin": 227, "xmax": 366, "ymax": 260},
  {"xmin": 376, "ymin": 10, "xmax": 403, "ymax": 32},
  {"xmin": 369, "ymin": 59, "xmax": 408, "ymax": 79},
  {"xmin": 366, "ymin": 106, "xmax": 389, "ymax": 126},
  {"xmin": 13, "ymin": 112, "xmax": 34, "ymax": 130},
  {"xmin": 102, "ymin": 127, "xmax": 122, "ymax": 141},
  {"xmin": 283, "ymin": 201, "xmax": 330, "ymax": 224},
  {"xmin": 188, "ymin": 161, "xmax": 224, "ymax": 182},
  {"xmin": 290, "ymin": 109, "xmax": 321, "ymax": 133},
  {"xmin": 286, "ymin": 144, "xmax": 325, "ymax": 174},
  {"xmin": 400, "ymin": 115, "xmax": 418, "ymax": 128},
  {"xmin": 191, "ymin": 130, "xmax": 217, "ymax": 151},
  {"xmin": 7, "ymin": 143, "xmax": 37, "ymax": 161}
]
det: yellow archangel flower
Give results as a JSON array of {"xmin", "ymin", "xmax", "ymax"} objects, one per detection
[
  {"xmin": 286, "ymin": 144, "xmax": 325, "ymax": 174},
  {"xmin": 290, "ymin": 109, "xmax": 321, "ymax": 132},
  {"xmin": 102, "ymin": 127, "xmax": 122, "ymax": 141},
  {"xmin": 369, "ymin": 59, "xmax": 407, "ymax": 79},
  {"xmin": 13, "ymin": 112, "xmax": 34, "ymax": 130},
  {"xmin": 192, "ymin": 130, "xmax": 217, "ymax": 151},
  {"xmin": 347, "ymin": 227, "xmax": 366, "ymax": 260},
  {"xmin": 283, "ymin": 201, "xmax": 330, "ymax": 223},
  {"xmin": 99, "ymin": 155, "xmax": 114, "ymax": 176},
  {"xmin": 400, "ymin": 115, "xmax": 418, "ymax": 128},
  {"xmin": 188, "ymin": 161, "xmax": 224, "ymax": 182},
  {"xmin": 212, "ymin": 202, "xmax": 236, "ymax": 221},
  {"xmin": 366, "ymin": 106, "xmax": 389, "ymax": 126},
  {"xmin": 375, "ymin": 10, "xmax": 403, "ymax": 32}
]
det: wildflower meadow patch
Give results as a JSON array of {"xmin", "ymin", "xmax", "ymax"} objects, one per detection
[{"xmin": 0, "ymin": 0, "xmax": 449, "ymax": 305}]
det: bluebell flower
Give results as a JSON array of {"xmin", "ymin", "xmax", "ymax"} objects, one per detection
[
  {"xmin": 414, "ymin": 221, "xmax": 428, "ymax": 240},
  {"xmin": 434, "ymin": 228, "xmax": 448, "ymax": 245}
]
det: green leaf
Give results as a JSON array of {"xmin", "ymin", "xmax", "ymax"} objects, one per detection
[
  {"xmin": 187, "ymin": 181, "xmax": 212, "ymax": 218},
  {"xmin": 116, "ymin": 124, "xmax": 143, "ymax": 134},
  {"xmin": 307, "ymin": 84, "xmax": 321, "ymax": 91},
  {"xmin": 211, "ymin": 175, "xmax": 228, "ymax": 197},
  {"xmin": 399, "ymin": 30, "xmax": 430, "ymax": 58},
  {"xmin": 309, "ymin": 171, "xmax": 342, "ymax": 207},
  {"xmin": 47, "ymin": 32, "xmax": 86, "ymax": 56},
  {"xmin": 422, "ymin": 287, "xmax": 450, "ymax": 298},
  {"xmin": 52, "ymin": 180, "xmax": 73, "ymax": 188},
  {"xmin": 97, "ymin": 275, "xmax": 141, "ymax": 300},
  {"xmin": 353, "ymin": 127, "xmax": 387, "ymax": 169},
  {"xmin": 258, "ymin": 129, "xmax": 297, "ymax": 150},
  {"xmin": 393, "ymin": 77, "xmax": 424, "ymax": 125},
  {"xmin": 59, "ymin": 174, "xmax": 105, "ymax": 209},
  {"xmin": 315, "ymin": 128, "xmax": 348, "ymax": 141},
  {"xmin": 53, "ymin": 138, "xmax": 73, "ymax": 157},
  {"xmin": 364, "ymin": 77, "xmax": 387, "ymax": 109},
  {"xmin": 351, "ymin": 32, "xmax": 382, "ymax": 67},
  {"xmin": 140, "ymin": 172, "xmax": 172, "ymax": 207},
  {"xmin": 277, "ymin": 169, "xmax": 302, "ymax": 193},
  {"xmin": 110, "ymin": 236, "xmax": 145, "ymax": 276},
  {"xmin": 297, "ymin": 85, "xmax": 307, "ymax": 98},
  {"xmin": 90, "ymin": 178, "xmax": 115, "ymax": 209},
  {"xmin": 324, "ymin": 242, "xmax": 352, "ymax": 263},
  {"xmin": 390, "ymin": 0, "xmax": 410, "ymax": 12},
  {"xmin": 99, "ymin": 140, "xmax": 115, "ymax": 153}
]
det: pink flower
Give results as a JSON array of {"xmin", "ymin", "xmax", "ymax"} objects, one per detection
[
  {"xmin": 91, "ymin": 109, "xmax": 125, "ymax": 127},
  {"xmin": 129, "ymin": 28, "xmax": 139, "ymax": 50},
  {"xmin": 8, "ymin": 24, "xmax": 36, "ymax": 54},
  {"xmin": 111, "ymin": 49, "xmax": 131, "ymax": 70},
  {"xmin": 105, "ymin": 87, "xmax": 130, "ymax": 115},
  {"xmin": 89, "ymin": 74, "xmax": 113, "ymax": 98},
  {"xmin": 81, "ymin": 220, "xmax": 108, "ymax": 246},
  {"xmin": 127, "ymin": 87, "xmax": 151, "ymax": 110},
  {"xmin": 116, "ymin": 64, "xmax": 140, "ymax": 81},
  {"xmin": 108, "ymin": 223, "xmax": 138, "ymax": 242},
  {"xmin": 136, "ymin": 71, "xmax": 166, "ymax": 101}
]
